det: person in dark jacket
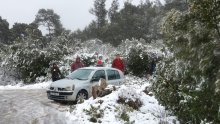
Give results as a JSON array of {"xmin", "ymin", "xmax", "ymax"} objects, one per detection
[
  {"xmin": 112, "ymin": 54, "xmax": 125, "ymax": 73},
  {"xmin": 149, "ymin": 59, "xmax": 156, "ymax": 76},
  {"xmin": 51, "ymin": 63, "xmax": 62, "ymax": 82},
  {"xmin": 71, "ymin": 56, "xmax": 84, "ymax": 72}
]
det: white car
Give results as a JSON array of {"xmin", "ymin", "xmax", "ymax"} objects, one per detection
[{"xmin": 47, "ymin": 67, "xmax": 125, "ymax": 102}]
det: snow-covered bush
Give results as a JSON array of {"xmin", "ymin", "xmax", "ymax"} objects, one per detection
[
  {"xmin": 83, "ymin": 105, "xmax": 104, "ymax": 123},
  {"xmin": 1, "ymin": 33, "xmax": 77, "ymax": 83},
  {"xmin": 127, "ymin": 48, "xmax": 150, "ymax": 77},
  {"xmin": 119, "ymin": 110, "xmax": 131, "ymax": 122},
  {"xmin": 2, "ymin": 43, "xmax": 61, "ymax": 83},
  {"xmin": 80, "ymin": 54, "xmax": 96, "ymax": 67},
  {"xmin": 152, "ymin": 9, "xmax": 220, "ymax": 123},
  {"xmin": 117, "ymin": 86, "xmax": 143, "ymax": 110},
  {"xmin": 119, "ymin": 39, "xmax": 163, "ymax": 76},
  {"xmin": 80, "ymin": 39, "xmax": 115, "ymax": 59}
]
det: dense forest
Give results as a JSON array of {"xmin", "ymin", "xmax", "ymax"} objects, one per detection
[{"xmin": 0, "ymin": 0, "xmax": 220, "ymax": 123}]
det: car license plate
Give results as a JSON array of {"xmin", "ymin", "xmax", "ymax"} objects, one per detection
[{"xmin": 50, "ymin": 92, "xmax": 59, "ymax": 96}]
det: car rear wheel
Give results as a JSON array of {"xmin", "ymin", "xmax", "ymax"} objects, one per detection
[{"xmin": 76, "ymin": 90, "xmax": 88, "ymax": 103}]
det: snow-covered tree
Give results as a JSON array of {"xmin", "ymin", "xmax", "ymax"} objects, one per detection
[
  {"xmin": 1, "ymin": 31, "xmax": 77, "ymax": 83},
  {"xmin": 152, "ymin": 0, "xmax": 220, "ymax": 123}
]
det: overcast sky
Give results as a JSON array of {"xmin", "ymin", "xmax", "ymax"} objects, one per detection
[{"xmin": 0, "ymin": 0, "xmax": 164, "ymax": 32}]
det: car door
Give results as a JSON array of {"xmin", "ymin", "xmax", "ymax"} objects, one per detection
[
  {"xmin": 106, "ymin": 69, "xmax": 121, "ymax": 85},
  {"xmin": 91, "ymin": 70, "xmax": 106, "ymax": 86}
]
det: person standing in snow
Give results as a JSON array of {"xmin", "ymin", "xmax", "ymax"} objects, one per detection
[
  {"xmin": 96, "ymin": 56, "xmax": 103, "ymax": 67},
  {"xmin": 71, "ymin": 56, "xmax": 84, "ymax": 72},
  {"xmin": 104, "ymin": 58, "xmax": 109, "ymax": 67},
  {"xmin": 51, "ymin": 63, "xmax": 62, "ymax": 82},
  {"xmin": 112, "ymin": 54, "xmax": 125, "ymax": 73},
  {"xmin": 149, "ymin": 59, "xmax": 156, "ymax": 76}
]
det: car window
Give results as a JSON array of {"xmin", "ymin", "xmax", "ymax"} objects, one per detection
[
  {"xmin": 107, "ymin": 70, "xmax": 121, "ymax": 80},
  {"xmin": 67, "ymin": 69, "xmax": 94, "ymax": 80},
  {"xmin": 115, "ymin": 70, "xmax": 120, "ymax": 79},
  {"xmin": 107, "ymin": 70, "xmax": 115, "ymax": 80},
  {"xmin": 92, "ymin": 70, "xmax": 106, "ymax": 81}
]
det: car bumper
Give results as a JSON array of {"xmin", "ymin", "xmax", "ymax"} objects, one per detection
[{"xmin": 46, "ymin": 90, "xmax": 76, "ymax": 101}]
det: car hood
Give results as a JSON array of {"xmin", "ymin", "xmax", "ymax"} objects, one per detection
[{"xmin": 50, "ymin": 78, "xmax": 87, "ymax": 88}]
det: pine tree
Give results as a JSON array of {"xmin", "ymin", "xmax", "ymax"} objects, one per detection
[
  {"xmin": 34, "ymin": 9, "xmax": 63, "ymax": 40},
  {"xmin": 108, "ymin": 0, "xmax": 119, "ymax": 23},
  {"xmin": 90, "ymin": 0, "xmax": 107, "ymax": 29},
  {"xmin": 0, "ymin": 16, "xmax": 10, "ymax": 44}
]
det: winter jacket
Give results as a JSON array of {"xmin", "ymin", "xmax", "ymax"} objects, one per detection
[
  {"xmin": 97, "ymin": 59, "xmax": 103, "ymax": 67},
  {"xmin": 51, "ymin": 66, "xmax": 61, "ymax": 82},
  {"xmin": 112, "ymin": 58, "xmax": 124, "ymax": 72},
  {"xmin": 71, "ymin": 57, "xmax": 84, "ymax": 72},
  {"xmin": 150, "ymin": 61, "xmax": 156, "ymax": 75}
]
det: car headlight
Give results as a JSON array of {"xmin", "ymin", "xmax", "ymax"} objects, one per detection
[{"xmin": 65, "ymin": 86, "xmax": 71, "ymax": 91}]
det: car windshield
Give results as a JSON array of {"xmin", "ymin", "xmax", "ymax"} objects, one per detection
[{"xmin": 66, "ymin": 69, "xmax": 94, "ymax": 80}]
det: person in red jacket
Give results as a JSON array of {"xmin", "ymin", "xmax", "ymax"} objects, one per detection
[
  {"xmin": 97, "ymin": 56, "xmax": 103, "ymax": 67},
  {"xmin": 71, "ymin": 56, "xmax": 84, "ymax": 72},
  {"xmin": 112, "ymin": 54, "xmax": 125, "ymax": 73}
]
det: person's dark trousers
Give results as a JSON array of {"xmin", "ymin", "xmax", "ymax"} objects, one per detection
[{"xmin": 52, "ymin": 77, "xmax": 59, "ymax": 82}]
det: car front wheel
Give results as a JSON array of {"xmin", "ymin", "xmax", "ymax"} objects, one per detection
[{"xmin": 76, "ymin": 90, "xmax": 88, "ymax": 103}]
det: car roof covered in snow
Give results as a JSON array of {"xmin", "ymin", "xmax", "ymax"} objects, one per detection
[
  {"xmin": 79, "ymin": 66, "xmax": 121, "ymax": 72},
  {"xmin": 79, "ymin": 66, "xmax": 113, "ymax": 70}
]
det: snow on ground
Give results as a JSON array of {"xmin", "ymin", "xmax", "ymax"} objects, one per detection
[
  {"xmin": 0, "ymin": 81, "xmax": 51, "ymax": 90},
  {"xmin": 64, "ymin": 76, "xmax": 179, "ymax": 124},
  {"xmin": 0, "ymin": 75, "xmax": 179, "ymax": 124}
]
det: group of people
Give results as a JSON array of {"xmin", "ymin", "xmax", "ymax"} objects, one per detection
[
  {"xmin": 96, "ymin": 54, "xmax": 125, "ymax": 73},
  {"xmin": 51, "ymin": 54, "xmax": 125, "ymax": 82}
]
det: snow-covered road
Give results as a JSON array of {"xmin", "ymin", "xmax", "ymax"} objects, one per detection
[{"xmin": 0, "ymin": 89, "xmax": 70, "ymax": 124}]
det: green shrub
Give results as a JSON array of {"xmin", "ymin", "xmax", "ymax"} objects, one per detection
[
  {"xmin": 120, "ymin": 111, "xmax": 130, "ymax": 122},
  {"xmin": 80, "ymin": 54, "xmax": 96, "ymax": 67},
  {"xmin": 153, "ymin": 8, "xmax": 220, "ymax": 123},
  {"xmin": 127, "ymin": 48, "xmax": 150, "ymax": 77},
  {"xmin": 83, "ymin": 105, "xmax": 104, "ymax": 123},
  {"xmin": 89, "ymin": 117, "xmax": 97, "ymax": 123}
]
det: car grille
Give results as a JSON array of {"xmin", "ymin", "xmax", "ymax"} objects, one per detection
[
  {"xmin": 47, "ymin": 91, "xmax": 73, "ymax": 101},
  {"xmin": 50, "ymin": 87, "xmax": 68, "ymax": 91},
  {"xmin": 58, "ymin": 88, "xmax": 66, "ymax": 91},
  {"xmin": 48, "ymin": 95, "xmax": 65, "ymax": 100}
]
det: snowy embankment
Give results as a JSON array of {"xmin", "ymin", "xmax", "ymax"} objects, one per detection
[
  {"xmin": 0, "ymin": 76, "xmax": 178, "ymax": 124},
  {"xmin": 0, "ymin": 81, "xmax": 51, "ymax": 90},
  {"xmin": 64, "ymin": 76, "xmax": 178, "ymax": 124}
]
